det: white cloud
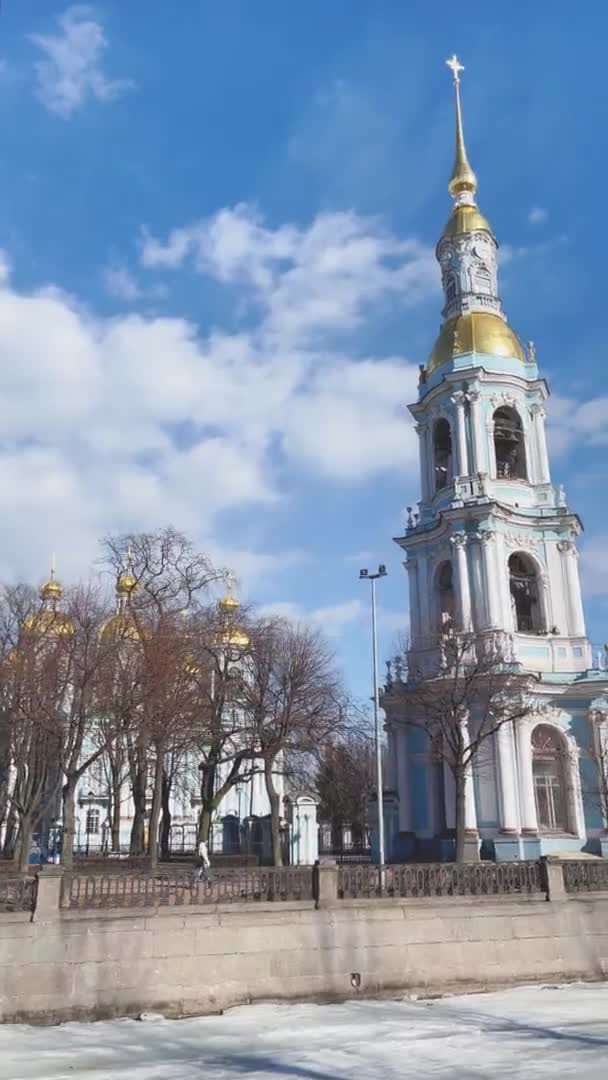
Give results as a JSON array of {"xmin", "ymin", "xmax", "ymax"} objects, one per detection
[
  {"xmin": 257, "ymin": 598, "xmax": 364, "ymax": 637},
  {"xmin": 0, "ymin": 205, "xmax": 425, "ymax": 585},
  {"xmin": 547, "ymin": 394, "xmax": 608, "ymax": 457},
  {"xmin": 29, "ymin": 5, "xmax": 134, "ymax": 117},
  {"xmin": 528, "ymin": 206, "xmax": 548, "ymax": 226},
  {"xmin": 141, "ymin": 204, "xmax": 439, "ymax": 346},
  {"xmin": 580, "ymin": 534, "xmax": 608, "ymax": 598},
  {"xmin": 102, "ymin": 262, "xmax": 168, "ymax": 304}
]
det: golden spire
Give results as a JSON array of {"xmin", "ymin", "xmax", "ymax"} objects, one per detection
[
  {"xmin": 446, "ymin": 54, "xmax": 477, "ymax": 199},
  {"xmin": 116, "ymin": 544, "xmax": 138, "ymax": 596},
  {"xmin": 219, "ymin": 572, "xmax": 240, "ymax": 611},
  {"xmin": 40, "ymin": 553, "xmax": 64, "ymax": 602}
]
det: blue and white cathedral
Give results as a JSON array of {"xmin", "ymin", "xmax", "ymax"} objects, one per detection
[{"xmin": 381, "ymin": 57, "xmax": 608, "ymax": 862}]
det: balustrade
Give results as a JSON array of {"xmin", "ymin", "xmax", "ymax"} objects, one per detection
[
  {"xmin": 337, "ymin": 860, "xmax": 542, "ymax": 900},
  {"xmin": 61, "ymin": 866, "xmax": 313, "ymax": 910}
]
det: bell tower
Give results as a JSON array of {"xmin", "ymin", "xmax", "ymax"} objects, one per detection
[
  {"xmin": 400, "ymin": 56, "xmax": 589, "ymax": 674},
  {"xmin": 381, "ymin": 56, "xmax": 606, "ymax": 867}
]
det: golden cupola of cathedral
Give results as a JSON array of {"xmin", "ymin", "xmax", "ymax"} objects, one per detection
[
  {"xmin": 426, "ymin": 55, "xmax": 525, "ymax": 375},
  {"xmin": 24, "ymin": 562, "xmax": 74, "ymax": 637}
]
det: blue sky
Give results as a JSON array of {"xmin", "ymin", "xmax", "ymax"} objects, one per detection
[{"xmin": 0, "ymin": 2, "xmax": 606, "ymax": 697}]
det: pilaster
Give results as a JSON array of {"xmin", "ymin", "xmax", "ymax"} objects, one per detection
[
  {"xmin": 451, "ymin": 391, "xmax": 469, "ymax": 476},
  {"xmin": 515, "ymin": 719, "xmax": 538, "ymax": 835},
  {"xmin": 467, "ymin": 388, "xmax": 485, "ymax": 474},
  {"xmin": 558, "ymin": 540, "xmax": 586, "ymax": 637},
  {"xmin": 451, "ymin": 532, "xmax": 472, "ymax": 631},
  {"xmin": 496, "ymin": 724, "xmax": 519, "ymax": 834}
]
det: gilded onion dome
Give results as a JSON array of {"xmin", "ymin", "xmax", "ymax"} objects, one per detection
[
  {"xmin": 426, "ymin": 56, "xmax": 525, "ymax": 375},
  {"xmin": 218, "ymin": 586, "xmax": 250, "ymax": 649},
  {"xmin": 25, "ymin": 563, "xmax": 74, "ymax": 637},
  {"xmin": 100, "ymin": 565, "xmax": 142, "ymax": 642}
]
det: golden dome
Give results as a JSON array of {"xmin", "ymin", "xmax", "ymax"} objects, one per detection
[
  {"xmin": 441, "ymin": 203, "xmax": 493, "ymax": 240},
  {"xmin": 218, "ymin": 590, "xmax": 249, "ymax": 648},
  {"xmin": 221, "ymin": 627, "xmax": 250, "ymax": 649},
  {"xmin": 428, "ymin": 312, "xmax": 525, "ymax": 373},
  {"xmin": 40, "ymin": 576, "xmax": 64, "ymax": 602},
  {"xmin": 99, "ymin": 613, "xmax": 141, "ymax": 642},
  {"xmin": 219, "ymin": 592, "xmax": 240, "ymax": 611},
  {"xmin": 116, "ymin": 571, "xmax": 138, "ymax": 596},
  {"xmin": 24, "ymin": 609, "xmax": 74, "ymax": 637}
]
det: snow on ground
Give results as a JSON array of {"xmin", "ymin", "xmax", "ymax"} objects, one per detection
[{"xmin": 1, "ymin": 983, "xmax": 607, "ymax": 1079}]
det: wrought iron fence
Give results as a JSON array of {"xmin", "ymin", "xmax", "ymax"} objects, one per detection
[
  {"xmin": 0, "ymin": 876, "xmax": 37, "ymax": 914},
  {"xmin": 337, "ymin": 860, "xmax": 542, "ymax": 900},
  {"xmin": 562, "ymin": 860, "xmax": 608, "ymax": 894},
  {"xmin": 61, "ymin": 866, "xmax": 314, "ymax": 910}
]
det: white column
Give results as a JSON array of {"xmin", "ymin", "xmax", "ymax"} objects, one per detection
[
  {"xmin": 443, "ymin": 760, "xmax": 456, "ymax": 829},
  {"xmin": 565, "ymin": 737, "xmax": 585, "ymax": 838},
  {"xmin": 451, "ymin": 392, "xmax": 469, "ymax": 477},
  {"xmin": 558, "ymin": 540, "xmax": 586, "ymax": 637},
  {"xmin": 397, "ymin": 729, "xmax": 412, "ymax": 832},
  {"xmin": 406, "ymin": 558, "xmax": 420, "ymax": 643},
  {"xmin": 417, "ymin": 555, "xmax": 431, "ymax": 643},
  {"xmin": 486, "ymin": 417, "xmax": 497, "ymax": 478},
  {"xmin": 515, "ymin": 719, "xmax": 538, "ymax": 834},
  {"xmin": 479, "ymin": 531, "xmax": 501, "ymax": 628},
  {"xmin": 467, "ymin": 389, "xmax": 486, "ymax": 474},
  {"xmin": 531, "ymin": 404, "xmax": 551, "ymax": 484},
  {"xmin": 461, "ymin": 718, "xmax": 478, "ymax": 833},
  {"xmin": 496, "ymin": 725, "xmax": 519, "ymax": 833},
  {"xmin": 451, "ymin": 533, "xmax": 472, "ymax": 631},
  {"xmin": 416, "ymin": 423, "xmax": 431, "ymax": 502},
  {"xmin": 469, "ymin": 539, "xmax": 486, "ymax": 630}
]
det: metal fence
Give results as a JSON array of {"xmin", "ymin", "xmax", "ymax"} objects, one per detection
[
  {"xmin": 337, "ymin": 860, "xmax": 543, "ymax": 900},
  {"xmin": 61, "ymin": 866, "xmax": 314, "ymax": 910},
  {"xmin": 0, "ymin": 876, "xmax": 37, "ymax": 914},
  {"xmin": 562, "ymin": 860, "xmax": 608, "ymax": 894}
]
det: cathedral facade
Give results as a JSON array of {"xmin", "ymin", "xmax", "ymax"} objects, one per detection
[{"xmin": 381, "ymin": 58, "xmax": 608, "ymax": 862}]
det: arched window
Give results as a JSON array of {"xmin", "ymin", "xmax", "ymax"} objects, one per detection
[
  {"xmin": 509, "ymin": 553, "xmax": 543, "ymax": 633},
  {"xmin": 446, "ymin": 275, "xmax": 457, "ymax": 303},
  {"xmin": 433, "ymin": 418, "xmax": 453, "ymax": 491},
  {"xmin": 493, "ymin": 407, "xmax": 527, "ymax": 480},
  {"xmin": 85, "ymin": 807, "xmax": 100, "ymax": 835},
  {"xmin": 436, "ymin": 560, "xmax": 454, "ymax": 630},
  {"xmin": 532, "ymin": 725, "xmax": 569, "ymax": 832}
]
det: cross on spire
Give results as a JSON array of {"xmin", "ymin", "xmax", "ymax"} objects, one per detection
[{"xmin": 446, "ymin": 53, "xmax": 464, "ymax": 84}]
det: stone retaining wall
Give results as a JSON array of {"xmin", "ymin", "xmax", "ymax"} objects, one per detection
[{"xmin": 0, "ymin": 864, "xmax": 607, "ymax": 1024}]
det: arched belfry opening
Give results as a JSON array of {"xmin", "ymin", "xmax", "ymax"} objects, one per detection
[
  {"xmin": 509, "ymin": 553, "xmax": 543, "ymax": 633},
  {"xmin": 436, "ymin": 560, "xmax": 454, "ymax": 630},
  {"xmin": 433, "ymin": 418, "xmax": 453, "ymax": 491},
  {"xmin": 532, "ymin": 725, "xmax": 569, "ymax": 833},
  {"xmin": 493, "ymin": 407, "xmax": 527, "ymax": 480}
]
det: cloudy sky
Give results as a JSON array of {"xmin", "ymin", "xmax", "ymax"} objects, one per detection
[{"xmin": 0, "ymin": 2, "xmax": 606, "ymax": 694}]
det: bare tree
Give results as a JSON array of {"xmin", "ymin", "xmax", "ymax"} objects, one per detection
[
  {"xmin": 187, "ymin": 601, "xmax": 257, "ymax": 848},
  {"xmin": 0, "ymin": 585, "xmax": 74, "ymax": 870},
  {"xmin": 315, "ymin": 733, "xmax": 375, "ymax": 846},
  {"xmin": 244, "ymin": 618, "xmax": 344, "ymax": 866},
  {"xmin": 99, "ymin": 528, "xmax": 226, "ymax": 859},
  {"xmin": 390, "ymin": 630, "xmax": 536, "ymax": 862}
]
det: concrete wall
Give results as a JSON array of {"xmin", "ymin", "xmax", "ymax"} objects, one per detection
[{"xmin": 1, "ymin": 887, "xmax": 608, "ymax": 1024}]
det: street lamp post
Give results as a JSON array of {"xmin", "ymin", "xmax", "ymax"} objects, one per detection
[{"xmin": 359, "ymin": 565, "xmax": 387, "ymax": 867}]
